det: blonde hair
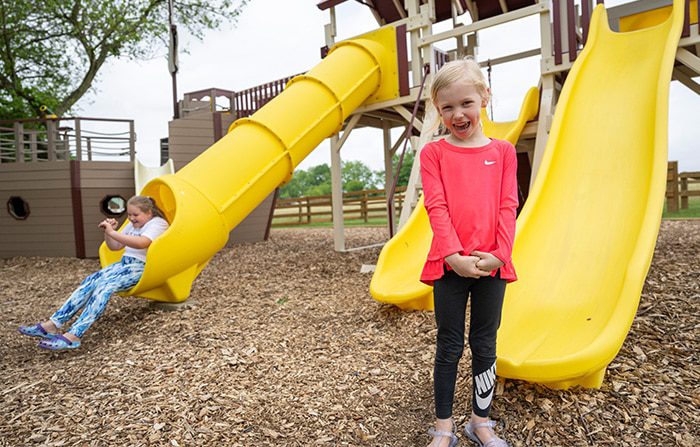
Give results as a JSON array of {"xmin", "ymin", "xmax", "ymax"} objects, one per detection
[
  {"xmin": 127, "ymin": 195, "xmax": 166, "ymax": 221},
  {"xmin": 430, "ymin": 57, "xmax": 490, "ymax": 106},
  {"xmin": 429, "ymin": 57, "xmax": 490, "ymax": 134}
]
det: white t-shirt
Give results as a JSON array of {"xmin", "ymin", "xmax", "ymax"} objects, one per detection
[{"xmin": 122, "ymin": 217, "xmax": 169, "ymax": 262}]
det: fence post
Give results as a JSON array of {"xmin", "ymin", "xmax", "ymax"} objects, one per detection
[
  {"xmin": 306, "ymin": 197, "xmax": 312, "ymax": 224},
  {"xmin": 680, "ymin": 175, "xmax": 688, "ymax": 209},
  {"xmin": 75, "ymin": 118, "xmax": 82, "ymax": 161},
  {"xmin": 362, "ymin": 191, "xmax": 368, "ymax": 222},
  {"xmin": 666, "ymin": 161, "xmax": 679, "ymax": 213},
  {"xmin": 46, "ymin": 120, "xmax": 57, "ymax": 161},
  {"xmin": 29, "ymin": 131, "xmax": 37, "ymax": 161},
  {"xmin": 13, "ymin": 122, "xmax": 24, "ymax": 163}
]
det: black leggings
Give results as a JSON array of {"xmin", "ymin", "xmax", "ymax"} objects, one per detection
[{"xmin": 433, "ymin": 269, "xmax": 506, "ymax": 419}]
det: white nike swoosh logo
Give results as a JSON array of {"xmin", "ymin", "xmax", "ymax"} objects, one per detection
[
  {"xmin": 484, "ymin": 160, "xmax": 496, "ymax": 165},
  {"xmin": 475, "ymin": 387, "xmax": 494, "ymax": 410}
]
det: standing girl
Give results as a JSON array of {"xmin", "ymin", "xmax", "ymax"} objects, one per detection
[
  {"xmin": 420, "ymin": 58, "xmax": 518, "ymax": 447},
  {"xmin": 18, "ymin": 195, "xmax": 169, "ymax": 351}
]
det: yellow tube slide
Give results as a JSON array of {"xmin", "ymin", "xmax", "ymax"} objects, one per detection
[
  {"xmin": 100, "ymin": 27, "xmax": 399, "ymax": 302},
  {"xmin": 498, "ymin": 0, "xmax": 684, "ymax": 388},
  {"xmin": 369, "ymin": 87, "xmax": 540, "ymax": 310}
]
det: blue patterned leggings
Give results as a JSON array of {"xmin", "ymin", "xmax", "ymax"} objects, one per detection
[{"xmin": 49, "ymin": 256, "xmax": 145, "ymax": 338}]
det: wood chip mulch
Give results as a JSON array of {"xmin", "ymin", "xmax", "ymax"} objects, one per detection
[{"xmin": 0, "ymin": 220, "xmax": 698, "ymax": 446}]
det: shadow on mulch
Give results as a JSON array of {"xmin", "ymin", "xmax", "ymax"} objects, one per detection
[{"xmin": 0, "ymin": 222, "xmax": 698, "ymax": 446}]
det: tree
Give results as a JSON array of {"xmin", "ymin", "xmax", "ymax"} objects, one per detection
[
  {"xmin": 342, "ymin": 160, "xmax": 377, "ymax": 192},
  {"xmin": 279, "ymin": 163, "xmax": 332, "ymax": 198},
  {"xmin": 0, "ymin": 0, "xmax": 248, "ymax": 119},
  {"xmin": 376, "ymin": 149, "xmax": 415, "ymax": 188}
]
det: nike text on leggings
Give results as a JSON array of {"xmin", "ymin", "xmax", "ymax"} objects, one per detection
[
  {"xmin": 433, "ymin": 268, "xmax": 506, "ymax": 419},
  {"xmin": 49, "ymin": 256, "xmax": 145, "ymax": 338}
]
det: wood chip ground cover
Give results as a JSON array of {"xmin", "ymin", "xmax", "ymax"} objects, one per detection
[{"xmin": 1, "ymin": 221, "xmax": 698, "ymax": 446}]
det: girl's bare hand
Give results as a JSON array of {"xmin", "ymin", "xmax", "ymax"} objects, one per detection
[
  {"xmin": 470, "ymin": 251, "xmax": 505, "ymax": 272},
  {"xmin": 445, "ymin": 254, "xmax": 490, "ymax": 278}
]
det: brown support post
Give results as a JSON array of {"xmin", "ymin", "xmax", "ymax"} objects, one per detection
[
  {"xmin": 680, "ymin": 175, "xmax": 688, "ymax": 209},
  {"xmin": 87, "ymin": 138, "xmax": 92, "ymax": 161},
  {"xmin": 581, "ymin": 0, "xmax": 591, "ymax": 46},
  {"xmin": 566, "ymin": 0, "xmax": 577, "ymax": 62},
  {"xmin": 213, "ymin": 112, "xmax": 223, "ymax": 142},
  {"xmin": 70, "ymin": 160, "xmax": 86, "ymax": 258},
  {"xmin": 363, "ymin": 191, "xmax": 369, "ymax": 222},
  {"xmin": 264, "ymin": 188, "xmax": 279, "ymax": 241},
  {"xmin": 667, "ymin": 161, "xmax": 679, "ymax": 213},
  {"xmin": 306, "ymin": 197, "xmax": 312, "ymax": 224},
  {"xmin": 553, "ymin": 0, "xmax": 563, "ymax": 65},
  {"xmin": 683, "ymin": 0, "xmax": 690, "ymax": 37},
  {"xmin": 396, "ymin": 24, "xmax": 410, "ymax": 97}
]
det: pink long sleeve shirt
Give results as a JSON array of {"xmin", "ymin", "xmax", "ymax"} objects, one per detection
[{"xmin": 419, "ymin": 138, "xmax": 518, "ymax": 285}]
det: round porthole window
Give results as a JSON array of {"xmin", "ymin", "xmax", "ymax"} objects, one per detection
[
  {"xmin": 7, "ymin": 196, "xmax": 30, "ymax": 220},
  {"xmin": 100, "ymin": 195, "xmax": 127, "ymax": 217}
]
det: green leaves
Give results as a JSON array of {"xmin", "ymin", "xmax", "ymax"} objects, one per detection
[{"xmin": 0, "ymin": 0, "xmax": 248, "ymax": 119}]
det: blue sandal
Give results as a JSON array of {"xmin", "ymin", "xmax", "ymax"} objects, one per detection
[
  {"xmin": 18, "ymin": 323, "xmax": 58, "ymax": 339},
  {"xmin": 37, "ymin": 334, "xmax": 81, "ymax": 350}
]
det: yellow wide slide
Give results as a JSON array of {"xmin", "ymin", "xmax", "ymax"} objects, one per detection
[
  {"xmin": 369, "ymin": 87, "xmax": 540, "ymax": 311},
  {"xmin": 499, "ymin": 0, "xmax": 683, "ymax": 388},
  {"xmin": 100, "ymin": 26, "xmax": 401, "ymax": 302}
]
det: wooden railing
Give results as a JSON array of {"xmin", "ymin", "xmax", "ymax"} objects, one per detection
[
  {"xmin": 233, "ymin": 74, "xmax": 300, "ymax": 119},
  {"xmin": 667, "ymin": 161, "xmax": 699, "ymax": 212},
  {"xmin": 0, "ymin": 117, "xmax": 136, "ymax": 163},
  {"xmin": 273, "ymin": 186, "xmax": 407, "ymax": 226}
]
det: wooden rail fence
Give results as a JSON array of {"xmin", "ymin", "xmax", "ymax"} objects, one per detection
[
  {"xmin": 273, "ymin": 186, "xmax": 406, "ymax": 226},
  {"xmin": 667, "ymin": 161, "xmax": 700, "ymax": 212}
]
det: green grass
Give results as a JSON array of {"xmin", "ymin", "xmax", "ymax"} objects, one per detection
[{"xmin": 663, "ymin": 196, "xmax": 700, "ymax": 219}]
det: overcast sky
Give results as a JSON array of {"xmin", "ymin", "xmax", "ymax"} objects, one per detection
[{"xmin": 75, "ymin": 0, "xmax": 700, "ymax": 174}]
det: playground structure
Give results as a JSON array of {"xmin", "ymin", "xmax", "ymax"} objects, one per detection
[{"xmin": 0, "ymin": 0, "xmax": 698, "ymax": 390}]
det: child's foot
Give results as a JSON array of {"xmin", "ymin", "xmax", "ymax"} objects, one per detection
[
  {"xmin": 464, "ymin": 418, "xmax": 509, "ymax": 447},
  {"xmin": 38, "ymin": 334, "xmax": 81, "ymax": 350},
  {"xmin": 428, "ymin": 419, "xmax": 457, "ymax": 447},
  {"xmin": 18, "ymin": 322, "xmax": 58, "ymax": 339}
]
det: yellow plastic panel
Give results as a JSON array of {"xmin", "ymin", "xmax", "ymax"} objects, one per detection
[
  {"xmin": 619, "ymin": 0, "xmax": 695, "ymax": 31},
  {"xmin": 369, "ymin": 87, "xmax": 540, "ymax": 311},
  {"xmin": 99, "ymin": 26, "xmax": 400, "ymax": 302},
  {"xmin": 497, "ymin": 0, "xmax": 683, "ymax": 388}
]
